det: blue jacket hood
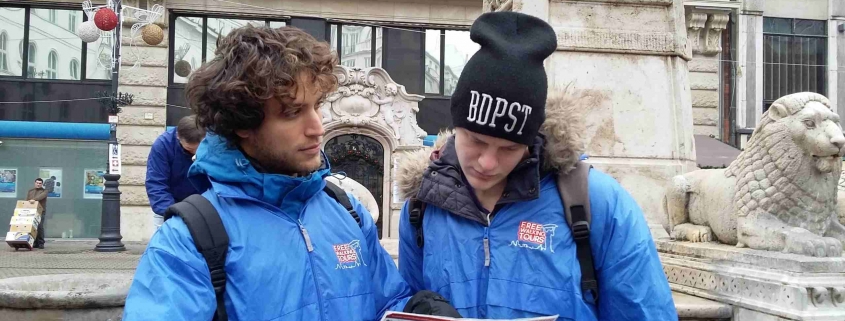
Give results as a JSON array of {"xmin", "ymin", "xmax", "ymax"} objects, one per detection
[{"xmin": 188, "ymin": 133, "xmax": 330, "ymax": 216}]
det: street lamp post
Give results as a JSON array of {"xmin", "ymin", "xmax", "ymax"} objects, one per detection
[{"xmin": 95, "ymin": 0, "xmax": 127, "ymax": 252}]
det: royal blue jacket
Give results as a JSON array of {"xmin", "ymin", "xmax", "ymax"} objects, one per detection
[
  {"xmin": 124, "ymin": 134, "xmax": 412, "ymax": 320},
  {"xmin": 145, "ymin": 128, "xmax": 199, "ymax": 215},
  {"xmin": 396, "ymin": 136, "xmax": 677, "ymax": 320}
]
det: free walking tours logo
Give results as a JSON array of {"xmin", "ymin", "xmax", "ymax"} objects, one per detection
[
  {"xmin": 334, "ymin": 240, "xmax": 366, "ymax": 270},
  {"xmin": 510, "ymin": 221, "xmax": 558, "ymax": 253}
]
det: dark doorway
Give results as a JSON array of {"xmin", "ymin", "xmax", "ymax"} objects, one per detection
[{"xmin": 324, "ymin": 134, "xmax": 385, "ymax": 238}]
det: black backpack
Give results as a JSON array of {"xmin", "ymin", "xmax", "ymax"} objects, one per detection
[
  {"xmin": 163, "ymin": 181, "xmax": 360, "ymax": 321},
  {"xmin": 408, "ymin": 161, "xmax": 598, "ymax": 304}
]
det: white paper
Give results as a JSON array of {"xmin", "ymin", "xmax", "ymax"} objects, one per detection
[{"xmin": 381, "ymin": 312, "xmax": 558, "ymax": 321}]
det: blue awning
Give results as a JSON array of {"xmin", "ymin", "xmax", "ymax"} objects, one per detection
[{"xmin": 0, "ymin": 121, "xmax": 110, "ymax": 140}]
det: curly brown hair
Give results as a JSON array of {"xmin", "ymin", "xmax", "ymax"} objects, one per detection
[{"xmin": 186, "ymin": 25, "xmax": 338, "ymax": 146}]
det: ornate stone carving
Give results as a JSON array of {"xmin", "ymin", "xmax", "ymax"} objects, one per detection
[
  {"xmin": 686, "ymin": 12, "xmax": 707, "ymax": 54},
  {"xmin": 658, "ymin": 240, "xmax": 845, "ymax": 319},
  {"xmin": 703, "ymin": 13, "xmax": 729, "ymax": 55},
  {"xmin": 483, "ymin": 0, "xmax": 514, "ymax": 13},
  {"xmin": 321, "ymin": 66, "xmax": 427, "ymax": 147},
  {"xmin": 664, "ymin": 93, "xmax": 845, "ymax": 257}
]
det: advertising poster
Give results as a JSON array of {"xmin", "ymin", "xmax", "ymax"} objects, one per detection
[
  {"xmin": 38, "ymin": 168, "xmax": 63, "ymax": 198},
  {"xmin": 83, "ymin": 169, "xmax": 107, "ymax": 199},
  {"xmin": 0, "ymin": 168, "xmax": 17, "ymax": 198}
]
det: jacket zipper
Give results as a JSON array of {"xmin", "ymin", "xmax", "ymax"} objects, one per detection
[
  {"xmin": 481, "ymin": 211, "xmax": 493, "ymax": 318},
  {"xmin": 483, "ymin": 212, "xmax": 492, "ymax": 267},
  {"xmin": 299, "ymin": 217, "xmax": 325, "ymax": 321},
  {"xmin": 218, "ymin": 193, "xmax": 326, "ymax": 320}
]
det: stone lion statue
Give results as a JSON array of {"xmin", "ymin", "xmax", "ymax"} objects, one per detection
[{"xmin": 664, "ymin": 92, "xmax": 845, "ymax": 257}]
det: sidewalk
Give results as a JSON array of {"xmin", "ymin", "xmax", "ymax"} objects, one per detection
[{"xmin": 0, "ymin": 239, "xmax": 146, "ymax": 280}]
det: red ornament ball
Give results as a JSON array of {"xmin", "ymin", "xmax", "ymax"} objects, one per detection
[{"xmin": 94, "ymin": 8, "xmax": 119, "ymax": 31}]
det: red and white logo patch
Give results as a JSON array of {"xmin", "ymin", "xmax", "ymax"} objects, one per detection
[
  {"xmin": 334, "ymin": 243, "xmax": 358, "ymax": 264},
  {"xmin": 334, "ymin": 240, "xmax": 365, "ymax": 269},
  {"xmin": 511, "ymin": 221, "xmax": 558, "ymax": 253},
  {"xmin": 518, "ymin": 221, "xmax": 547, "ymax": 245}
]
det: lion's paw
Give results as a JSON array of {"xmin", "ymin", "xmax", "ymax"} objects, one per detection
[
  {"xmin": 785, "ymin": 228, "xmax": 843, "ymax": 257},
  {"xmin": 671, "ymin": 223, "xmax": 713, "ymax": 243}
]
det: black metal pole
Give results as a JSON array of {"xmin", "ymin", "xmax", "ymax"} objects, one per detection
[{"xmin": 96, "ymin": 0, "xmax": 126, "ymax": 252}]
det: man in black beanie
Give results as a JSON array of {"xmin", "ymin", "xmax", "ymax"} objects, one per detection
[{"xmin": 397, "ymin": 11, "xmax": 678, "ymax": 320}]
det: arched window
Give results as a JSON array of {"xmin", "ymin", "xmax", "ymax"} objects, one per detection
[
  {"xmin": 69, "ymin": 59, "xmax": 79, "ymax": 80},
  {"xmin": 0, "ymin": 32, "xmax": 8, "ymax": 71},
  {"xmin": 27, "ymin": 42, "xmax": 36, "ymax": 77},
  {"xmin": 47, "ymin": 50, "xmax": 58, "ymax": 79}
]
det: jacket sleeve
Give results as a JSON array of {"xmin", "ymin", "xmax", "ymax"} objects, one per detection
[
  {"xmin": 397, "ymin": 201, "xmax": 425, "ymax": 292},
  {"xmin": 31, "ymin": 189, "xmax": 48, "ymax": 201},
  {"xmin": 123, "ymin": 217, "xmax": 217, "ymax": 321},
  {"xmin": 352, "ymin": 195, "xmax": 413, "ymax": 318},
  {"xmin": 145, "ymin": 138, "xmax": 175, "ymax": 215},
  {"xmin": 592, "ymin": 174, "xmax": 678, "ymax": 321}
]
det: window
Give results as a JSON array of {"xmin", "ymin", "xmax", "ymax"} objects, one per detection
[
  {"xmin": 27, "ymin": 42, "xmax": 36, "ymax": 77},
  {"xmin": 0, "ymin": 31, "xmax": 7, "ymax": 72},
  {"xmin": 170, "ymin": 14, "xmax": 287, "ymax": 84},
  {"xmin": 206, "ymin": 18, "xmax": 265, "ymax": 60},
  {"xmin": 0, "ymin": 7, "xmax": 24, "ymax": 76},
  {"xmin": 423, "ymin": 29, "xmax": 479, "ymax": 96},
  {"xmin": 330, "ymin": 24, "xmax": 383, "ymax": 70},
  {"xmin": 27, "ymin": 7, "xmax": 84, "ymax": 80},
  {"xmin": 47, "ymin": 50, "xmax": 57, "ymax": 79},
  {"xmin": 424, "ymin": 30, "xmax": 441, "ymax": 94},
  {"xmin": 69, "ymin": 59, "xmax": 79, "ymax": 80},
  {"xmin": 68, "ymin": 11, "xmax": 77, "ymax": 33},
  {"xmin": 763, "ymin": 18, "xmax": 827, "ymax": 111}
]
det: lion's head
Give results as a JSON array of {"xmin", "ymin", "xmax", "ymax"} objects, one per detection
[
  {"xmin": 728, "ymin": 93, "xmax": 845, "ymax": 234},
  {"xmin": 765, "ymin": 94, "xmax": 844, "ymax": 173}
]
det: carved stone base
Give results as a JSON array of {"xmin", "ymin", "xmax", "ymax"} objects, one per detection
[{"xmin": 657, "ymin": 240, "xmax": 845, "ymax": 320}]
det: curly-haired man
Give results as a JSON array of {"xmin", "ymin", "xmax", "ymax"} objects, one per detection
[{"xmin": 124, "ymin": 26, "xmax": 459, "ymax": 321}]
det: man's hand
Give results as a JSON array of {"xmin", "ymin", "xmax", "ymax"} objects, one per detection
[
  {"xmin": 403, "ymin": 290, "xmax": 462, "ymax": 318},
  {"xmin": 28, "ymin": 200, "xmax": 36, "ymax": 204}
]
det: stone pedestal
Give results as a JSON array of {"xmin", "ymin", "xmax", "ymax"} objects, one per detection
[
  {"xmin": 499, "ymin": 0, "xmax": 698, "ymax": 227},
  {"xmin": 658, "ymin": 240, "xmax": 845, "ymax": 320}
]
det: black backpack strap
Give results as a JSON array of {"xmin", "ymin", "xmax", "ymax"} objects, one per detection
[
  {"xmin": 408, "ymin": 198, "xmax": 427, "ymax": 248},
  {"xmin": 556, "ymin": 161, "xmax": 598, "ymax": 304},
  {"xmin": 324, "ymin": 181, "xmax": 362, "ymax": 227},
  {"xmin": 164, "ymin": 194, "xmax": 229, "ymax": 321}
]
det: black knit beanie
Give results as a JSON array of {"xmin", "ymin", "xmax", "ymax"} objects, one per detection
[{"xmin": 450, "ymin": 11, "xmax": 557, "ymax": 145}]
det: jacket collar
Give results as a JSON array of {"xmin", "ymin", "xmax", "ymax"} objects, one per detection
[{"xmin": 189, "ymin": 133, "xmax": 329, "ymax": 219}]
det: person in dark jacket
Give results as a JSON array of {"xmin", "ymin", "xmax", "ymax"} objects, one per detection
[
  {"xmin": 145, "ymin": 115, "xmax": 206, "ymax": 232},
  {"xmin": 27, "ymin": 178, "xmax": 48, "ymax": 249},
  {"xmin": 395, "ymin": 12, "xmax": 678, "ymax": 320},
  {"xmin": 124, "ymin": 25, "xmax": 459, "ymax": 321}
]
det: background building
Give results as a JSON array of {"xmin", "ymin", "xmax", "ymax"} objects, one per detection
[{"xmin": 0, "ymin": 0, "xmax": 843, "ymax": 242}]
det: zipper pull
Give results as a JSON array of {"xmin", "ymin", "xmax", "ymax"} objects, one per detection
[
  {"xmin": 484, "ymin": 212, "xmax": 492, "ymax": 267},
  {"xmin": 298, "ymin": 219, "xmax": 314, "ymax": 252},
  {"xmin": 483, "ymin": 237, "xmax": 491, "ymax": 267}
]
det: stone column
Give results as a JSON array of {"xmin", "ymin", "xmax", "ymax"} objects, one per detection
[
  {"xmin": 485, "ymin": 0, "xmax": 697, "ymax": 228},
  {"xmin": 686, "ymin": 9, "xmax": 730, "ymax": 139},
  {"xmin": 115, "ymin": 6, "xmax": 170, "ymax": 242}
]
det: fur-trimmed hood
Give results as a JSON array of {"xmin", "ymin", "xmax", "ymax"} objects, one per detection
[{"xmin": 396, "ymin": 87, "xmax": 589, "ymax": 201}]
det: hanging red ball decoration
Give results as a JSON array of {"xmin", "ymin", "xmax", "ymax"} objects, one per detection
[{"xmin": 94, "ymin": 8, "xmax": 119, "ymax": 31}]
